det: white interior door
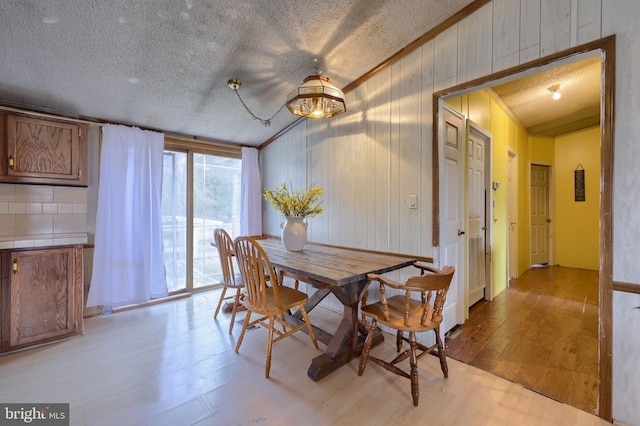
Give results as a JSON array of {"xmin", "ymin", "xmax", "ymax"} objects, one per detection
[
  {"xmin": 439, "ymin": 105, "xmax": 465, "ymax": 329},
  {"xmin": 467, "ymin": 124, "xmax": 488, "ymax": 307},
  {"xmin": 530, "ymin": 164, "xmax": 550, "ymax": 265}
]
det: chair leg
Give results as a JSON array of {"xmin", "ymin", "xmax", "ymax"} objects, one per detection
[
  {"xmin": 358, "ymin": 318, "xmax": 377, "ymax": 376},
  {"xmin": 214, "ymin": 287, "xmax": 228, "ymax": 318},
  {"xmin": 265, "ymin": 316, "xmax": 275, "ymax": 378},
  {"xmin": 360, "ymin": 290, "xmax": 368, "ymax": 323},
  {"xmin": 434, "ymin": 326, "xmax": 449, "ymax": 378},
  {"xmin": 235, "ymin": 311, "xmax": 252, "ymax": 353},
  {"xmin": 298, "ymin": 304, "xmax": 318, "ymax": 349},
  {"xmin": 279, "ymin": 313, "xmax": 288, "ymax": 333},
  {"xmin": 228, "ymin": 288, "xmax": 241, "ymax": 334},
  {"xmin": 408, "ymin": 331, "xmax": 419, "ymax": 407},
  {"xmin": 396, "ymin": 330, "xmax": 403, "ymax": 352}
]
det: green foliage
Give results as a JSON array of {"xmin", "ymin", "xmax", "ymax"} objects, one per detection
[{"xmin": 263, "ymin": 182, "xmax": 324, "ymax": 218}]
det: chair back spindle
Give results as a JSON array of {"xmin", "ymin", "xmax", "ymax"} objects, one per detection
[
  {"xmin": 234, "ymin": 236, "xmax": 281, "ymax": 314},
  {"xmin": 213, "ymin": 228, "xmax": 245, "ymax": 334},
  {"xmin": 214, "ymin": 228, "xmax": 237, "ymax": 286}
]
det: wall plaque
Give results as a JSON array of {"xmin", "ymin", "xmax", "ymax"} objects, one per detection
[{"xmin": 575, "ymin": 165, "xmax": 585, "ymax": 202}]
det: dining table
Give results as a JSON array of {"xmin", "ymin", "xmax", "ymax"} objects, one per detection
[{"xmin": 256, "ymin": 237, "xmax": 417, "ymax": 381}]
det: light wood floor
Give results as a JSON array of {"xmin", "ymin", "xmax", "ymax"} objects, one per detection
[
  {"xmin": 0, "ymin": 288, "xmax": 610, "ymax": 426},
  {"xmin": 446, "ymin": 266, "xmax": 599, "ymax": 415}
]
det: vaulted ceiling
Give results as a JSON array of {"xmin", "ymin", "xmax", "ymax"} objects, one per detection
[{"xmin": 0, "ymin": 1, "xmax": 600, "ymax": 147}]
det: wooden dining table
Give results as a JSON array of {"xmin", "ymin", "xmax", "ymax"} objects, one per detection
[{"xmin": 256, "ymin": 237, "xmax": 417, "ymax": 381}]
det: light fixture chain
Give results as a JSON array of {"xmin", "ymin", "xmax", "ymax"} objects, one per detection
[{"xmin": 231, "ymin": 88, "xmax": 286, "ymax": 126}]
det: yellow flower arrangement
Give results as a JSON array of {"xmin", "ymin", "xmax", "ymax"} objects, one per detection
[{"xmin": 263, "ymin": 182, "xmax": 324, "ymax": 218}]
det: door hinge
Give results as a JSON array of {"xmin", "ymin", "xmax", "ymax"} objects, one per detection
[
  {"xmin": 13, "ymin": 259, "xmax": 18, "ymax": 274},
  {"xmin": 74, "ymin": 320, "xmax": 78, "ymax": 331},
  {"xmin": 79, "ymin": 128, "xmax": 82, "ymax": 138},
  {"xmin": 78, "ymin": 169, "xmax": 82, "ymax": 178}
]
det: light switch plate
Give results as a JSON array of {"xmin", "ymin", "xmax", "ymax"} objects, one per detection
[{"xmin": 409, "ymin": 194, "xmax": 417, "ymax": 209}]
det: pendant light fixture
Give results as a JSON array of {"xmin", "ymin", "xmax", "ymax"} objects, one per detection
[
  {"xmin": 227, "ymin": 62, "xmax": 346, "ymax": 125},
  {"xmin": 285, "ymin": 70, "xmax": 346, "ymax": 119}
]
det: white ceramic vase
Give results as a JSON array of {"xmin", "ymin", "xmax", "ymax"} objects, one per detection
[{"xmin": 281, "ymin": 216, "xmax": 308, "ymax": 251}]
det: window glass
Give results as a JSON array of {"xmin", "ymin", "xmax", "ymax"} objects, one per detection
[
  {"xmin": 192, "ymin": 153, "xmax": 242, "ymax": 289},
  {"xmin": 162, "ymin": 151, "xmax": 188, "ymax": 292}
]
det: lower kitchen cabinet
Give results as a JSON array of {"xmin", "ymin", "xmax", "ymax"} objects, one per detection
[{"xmin": 0, "ymin": 244, "xmax": 84, "ymax": 353}]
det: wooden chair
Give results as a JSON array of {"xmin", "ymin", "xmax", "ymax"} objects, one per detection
[
  {"xmin": 358, "ymin": 263, "xmax": 455, "ymax": 406},
  {"xmin": 233, "ymin": 236, "xmax": 318, "ymax": 378},
  {"xmin": 213, "ymin": 228, "xmax": 244, "ymax": 334}
]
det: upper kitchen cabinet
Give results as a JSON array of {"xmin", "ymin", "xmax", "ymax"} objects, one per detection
[{"xmin": 0, "ymin": 111, "xmax": 88, "ymax": 186}]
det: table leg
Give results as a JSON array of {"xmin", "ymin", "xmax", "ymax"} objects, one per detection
[{"xmin": 307, "ymin": 280, "xmax": 384, "ymax": 381}]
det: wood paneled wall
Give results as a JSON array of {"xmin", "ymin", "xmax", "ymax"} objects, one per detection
[
  {"xmin": 261, "ymin": 0, "xmax": 606, "ymax": 270},
  {"xmin": 260, "ymin": 1, "xmax": 640, "ymax": 423}
]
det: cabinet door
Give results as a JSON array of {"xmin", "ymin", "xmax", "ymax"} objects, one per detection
[
  {"xmin": 9, "ymin": 248, "xmax": 77, "ymax": 347},
  {"xmin": 6, "ymin": 114, "xmax": 86, "ymax": 184}
]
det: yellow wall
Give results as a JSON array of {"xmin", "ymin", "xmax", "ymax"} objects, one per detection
[
  {"xmin": 489, "ymin": 99, "xmax": 509, "ymax": 295},
  {"xmin": 530, "ymin": 136, "xmax": 554, "ymax": 164},
  {"xmin": 553, "ymin": 127, "xmax": 600, "ymax": 270},
  {"xmin": 516, "ymin": 125, "xmax": 530, "ymax": 276},
  {"xmin": 467, "ymin": 91, "xmax": 491, "ymax": 130},
  {"xmin": 444, "ymin": 97, "xmax": 461, "ymax": 112}
]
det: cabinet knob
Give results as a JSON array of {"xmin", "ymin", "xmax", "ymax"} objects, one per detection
[
  {"xmin": 9, "ymin": 156, "xmax": 14, "ymax": 169},
  {"xmin": 13, "ymin": 259, "xmax": 17, "ymax": 274}
]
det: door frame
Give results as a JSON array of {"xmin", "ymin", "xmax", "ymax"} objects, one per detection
[
  {"xmin": 507, "ymin": 148, "xmax": 518, "ymax": 280},
  {"xmin": 431, "ymin": 36, "xmax": 615, "ymax": 420}
]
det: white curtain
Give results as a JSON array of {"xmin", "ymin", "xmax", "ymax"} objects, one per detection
[
  {"xmin": 240, "ymin": 146, "xmax": 262, "ymax": 236},
  {"xmin": 87, "ymin": 124, "xmax": 167, "ymax": 308}
]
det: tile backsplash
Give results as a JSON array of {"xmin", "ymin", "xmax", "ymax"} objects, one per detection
[{"xmin": 0, "ymin": 183, "xmax": 88, "ymax": 249}]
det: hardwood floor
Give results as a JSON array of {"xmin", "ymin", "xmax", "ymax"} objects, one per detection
[
  {"xmin": 0, "ymin": 287, "xmax": 609, "ymax": 426},
  {"xmin": 445, "ymin": 266, "xmax": 599, "ymax": 416}
]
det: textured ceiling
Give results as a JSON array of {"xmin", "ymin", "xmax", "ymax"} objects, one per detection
[
  {"xmin": 0, "ymin": 0, "xmax": 474, "ymax": 146},
  {"xmin": 0, "ymin": 1, "xmax": 600, "ymax": 147},
  {"xmin": 491, "ymin": 55, "xmax": 601, "ymax": 137}
]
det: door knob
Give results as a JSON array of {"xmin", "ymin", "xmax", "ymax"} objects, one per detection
[{"xmin": 457, "ymin": 229, "xmax": 465, "ymax": 236}]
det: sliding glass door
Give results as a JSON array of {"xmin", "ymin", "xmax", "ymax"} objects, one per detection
[
  {"xmin": 162, "ymin": 146, "xmax": 241, "ymax": 293},
  {"xmin": 192, "ymin": 153, "xmax": 241, "ymax": 289}
]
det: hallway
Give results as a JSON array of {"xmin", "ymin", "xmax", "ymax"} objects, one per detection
[{"xmin": 445, "ymin": 266, "xmax": 599, "ymax": 415}]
